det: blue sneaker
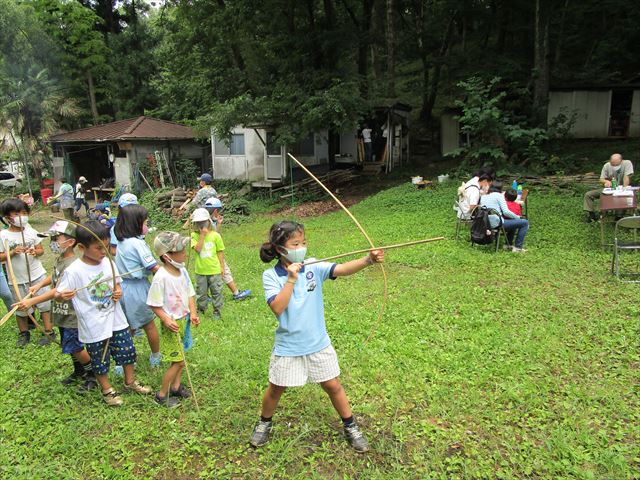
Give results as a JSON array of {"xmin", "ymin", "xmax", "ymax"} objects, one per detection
[
  {"xmin": 149, "ymin": 352, "xmax": 162, "ymax": 368},
  {"xmin": 114, "ymin": 365, "xmax": 124, "ymax": 376},
  {"xmin": 233, "ymin": 289, "xmax": 252, "ymax": 301}
]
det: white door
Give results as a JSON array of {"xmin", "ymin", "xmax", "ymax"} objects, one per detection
[{"xmin": 265, "ymin": 131, "xmax": 284, "ymax": 180}]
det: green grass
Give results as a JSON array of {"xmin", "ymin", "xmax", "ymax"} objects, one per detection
[{"xmin": 0, "ymin": 183, "xmax": 638, "ymax": 479}]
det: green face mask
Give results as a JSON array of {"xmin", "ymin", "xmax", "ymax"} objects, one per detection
[{"xmin": 282, "ymin": 246, "xmax": 307, "ymax": 264}]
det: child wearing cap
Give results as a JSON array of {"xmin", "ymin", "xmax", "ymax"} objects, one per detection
[
  {"xmin": 56, "ymin": 220, "xmax": 152, "ymax": 406},
  {"xmin": 0, "ymin": 198, "xmax": 55, "ymax": 347},
  {"xmin": 203, "ymin": 197, "xmax": 251, "ymax": 301},
  {"xmin": 147, "ymin": 231, "xmax": 200, "ymax": 407},
  {"xmin": 191, "ymin": 208, "xmax": 225, "ymax": 319},
  {"xmin": 191, "ymin": 173, "xmax": 218, "ymax": 209},
  {"xmin": 109, "ymin": 193, "xmax": 138, "ymax": 254},
  {"xmin": 14, "ymin": 220, "xmax": 97, "ymax": 391},
  {"xmin": 74, "ymin": 176, "xmax": 90, "ymax": 217}
]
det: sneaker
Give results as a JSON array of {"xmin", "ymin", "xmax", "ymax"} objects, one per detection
[
  {"xmin": 60, "ymin": 371, "xmax": 84, "ymax": 386},
  {"xmin": 233, "ymin": 289, "xmax": 252, "ymax": 301},
  {"xmin": 16, "ymin": 331, "xmax": 30, "ymax": 348},
  {"xmin": 149, "ymin": 352, "xmax": 162, "ymax": 368},
  {"xmin": 102, "ymin": 388, "xmax": 123, "ymax": 407},
  {"xmin": 123, "ymin": 380, "xmax": 153, "ymax": 395},
  {"xmin": 154, "ymin": 392, "xmax": 181, "ymax": 408},
  {"xmin": 169, "ymin": 384, "xmax": 192, "ymax": 399},
  {"xmin": 344, "ymin": 421, "xmax": 370, "ymax": 453},
  {"xmin": 512, "ymin": 247, "xmax": 527, "ymax": 253},
  {"xmin": 502, "ymin": 245, "xmax": 514, "ymax": 251},
  {"xmin": 249, "ymin": 420, "xmax": 273, "ymax": 448},
  {"xmin": 78, "ymin": 374, "xmax": 98, "ymax": 392},
  {"xmin": 114, "ymin": 365, "xmax": 124, "ymax": 376},
  {"xmin": 38, "ymin": 331, "xmax": 55, "ymax": 346}
]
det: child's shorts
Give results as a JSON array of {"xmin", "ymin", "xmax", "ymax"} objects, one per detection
[
  {"xmin": 221, "ymin": 263, "xmax": 233, "ymax": 284},
  {"xmin": 160, "ymin": 317, "xmax": 186, "ymax": 363},
  {"xmin": 85, "ymin": 328, "xmax": 136, "ymax": 376},
  {"xmin": 58, "ymin": 327, "xmax": 83, "ymax": 355},
  {"xmin": 269, "ymin": 344, "xmax": 340, "ymax": 387},
  {"xmin": 14, "ymin": 275, "xmax": 51, "ymax": 317},
  {"xmin": 120, "ymin": 278, "xmax": 155, "ymax": 329}
]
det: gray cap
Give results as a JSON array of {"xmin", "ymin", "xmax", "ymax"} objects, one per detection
[{"xmin": 153, "ymin": 231, "xmax": 189, "ymax": 257}]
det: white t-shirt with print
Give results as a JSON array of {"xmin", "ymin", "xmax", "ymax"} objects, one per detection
[
  {"xmin": 147, "ymin": 266, "xmax": 195, "ymax": 320},
  {"xmin": 57, "ymin": 257, "xmax": 129, "ymax": 343},
  {"xmin": 0, "ymin": 226, "xmax": 47, "ymax": 284}
]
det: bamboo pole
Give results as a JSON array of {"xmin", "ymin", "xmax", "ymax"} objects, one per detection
[
  {"xmin": 176, "ymin": 326, "xmax": 200, "ymax": 412},
  {"xmin": 303, "ymin": 237, "xmax": 445, "ymax": 266}
]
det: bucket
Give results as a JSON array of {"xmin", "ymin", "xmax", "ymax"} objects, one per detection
[
  {"xmin": 437, "ymin": 174, "xmax": 450, "ymax": 183},
  {"xmin": 40, "ymin": 188, "xmax": 53, "ymax": 206}
]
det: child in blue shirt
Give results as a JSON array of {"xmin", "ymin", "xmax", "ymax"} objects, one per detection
[
  {"xmin": 249, "ymin": 220, "xmax": 384, "ymax": 453},
  {"xmin": 114, "ymin": 204, "xmax": 161, "ymax": 367}
]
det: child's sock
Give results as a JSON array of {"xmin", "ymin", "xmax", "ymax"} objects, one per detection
[
  {"xmin": 341, "ymin": 416, "xmax": 355, "ymax": 427},
  {"xmin": 260, "ymin": 415, "xmax": 272, "ymax": 423}
]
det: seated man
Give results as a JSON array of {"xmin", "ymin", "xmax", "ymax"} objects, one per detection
[
  {"xmin": 456, "ymin": 173, "xmax": 492, "ymax": 220},
  {"xmin": 584, "ymin": 153, "xmax": 634, "ymax": 222},
  {"xmin": 480, "ymin": 181, "xmax": 529, "ymax": 252}
]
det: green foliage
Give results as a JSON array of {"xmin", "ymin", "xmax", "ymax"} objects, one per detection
[{"xmin": 1, "ymin": 183, "xmax": 637, "ymax": 478}]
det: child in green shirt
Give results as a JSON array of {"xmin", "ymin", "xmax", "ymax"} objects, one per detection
[{"xmin": 190, "ymin": 208, "xmax": 225, "ymax": 319}]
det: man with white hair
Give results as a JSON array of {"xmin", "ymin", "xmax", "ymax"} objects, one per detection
[{"xmin": 583, "ymin": 153, "xmax": 634, "ymax": 222}]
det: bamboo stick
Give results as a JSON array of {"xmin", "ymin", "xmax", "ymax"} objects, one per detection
[{"xmin": 303, "ymin": 237, "xmax": 445, "ymax": 266}]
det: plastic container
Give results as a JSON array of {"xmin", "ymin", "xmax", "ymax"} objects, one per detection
[
  {"xmin": 517, "ymin": 184, "xmax": 523, "ymax": 200},
  {"xmin": 512, "ymin": 180, "xmax": 518, "ymax": 191},
  {"xmin": 40, "ymin": 188, "xmax": 53, "ymax": 206},
  {"xmin": 437, "ymin": 174, "xmax": 450, "ymax": 183},
  {"xmin": 411, "ymin": 176, "xmax": 423, "ymax": 184}
]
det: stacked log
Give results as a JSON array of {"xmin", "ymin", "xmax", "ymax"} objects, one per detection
[
  {"xmin": 272, "ymin": 169, "xmax": 360, "ymax": 199},
  {"xmin": 519, "ymin": 173, "xmax": 599, "ymax": 187},
  {"xmin": 156, "ymin": 188, "xmax": 193, "ymax": 214}
]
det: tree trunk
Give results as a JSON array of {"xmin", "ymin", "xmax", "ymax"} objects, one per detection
[
  {"xmin": 553, "ymin": 0, "xmax": 570, "ymax": 63},
  {"xmin": 371, "ymin": 0, "xmax": 385, "ymax": 80},
  {"xmin": 86, "ymin": 71, "xmax": 99, "ymax": 124},
  {"xmin": 532, "ymin": 0, "xmax": 550, "ymax": 126},
  {"xmin": 423, "ymin": 11, "xmax": 457, "ymax": 121},
  {"xmin": 386, "ymin": 0, "xmax": 396, "ymax": 97}
]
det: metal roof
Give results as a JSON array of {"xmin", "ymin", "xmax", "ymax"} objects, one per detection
[{"xmin": 48, "ymin": 116, "xmax": 197, "ymax": 143}]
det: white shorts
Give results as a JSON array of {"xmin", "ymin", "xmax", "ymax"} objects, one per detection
[
  {"xmin": 269, "ymin": 344, "xmax": 340, "ymax": 387},
  {"xmin": 221, "ymin": 262, "xmax": 233, "ymax": 284},
  {"xmin": 14, "ymin": 275, "xmax": 51, "ymax": 317}
]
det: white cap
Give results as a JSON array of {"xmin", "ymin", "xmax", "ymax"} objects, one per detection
[
  {"xmin": 118, "ymin": 193, "xmax": 138, "ymax": 208},
  {"xmin": 204, "ymin": 197, "xmax": 223, "ymax": 209},
  {"xmin": 78, "ymin": 176, "xmax": 87, "ymax": 183},
  {"xmin": 191, "ymin": 208, "xmax": 211, "ymax": 223}
]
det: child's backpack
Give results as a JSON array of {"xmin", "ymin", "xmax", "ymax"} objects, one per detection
[{"xmin": 470, "ymin": 207, "xmax": 495, "ymax": 245}]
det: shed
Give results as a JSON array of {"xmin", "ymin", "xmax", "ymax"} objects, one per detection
[
  {"xmin": 547, "ymin": 86, "xmax": 640, "ymax": 138},
  {"xmin": 48, "ymin": 116, "xmax": 206, "ymax": 196},
  {"xmin": 210, "ymin": 103, "xmax": 411, "ymax": 185}
]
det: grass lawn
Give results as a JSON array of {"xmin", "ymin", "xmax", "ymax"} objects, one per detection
[{"xmin": 0, "ymin": 181, "xmax": 637, "ymax": 479}]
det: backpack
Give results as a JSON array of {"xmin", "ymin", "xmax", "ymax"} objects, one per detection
[
  {"xmin": 454, "ymin": 182, "xmax": 480, "ymax": 212},
  {"xmin": 470, "ymin": 207, "xmax": 495, "ymax": 245}
]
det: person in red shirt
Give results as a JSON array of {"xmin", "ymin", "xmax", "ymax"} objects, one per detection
[{"xmin": 505, "ymin": 189, "xmax": 522, "ymax": 216}]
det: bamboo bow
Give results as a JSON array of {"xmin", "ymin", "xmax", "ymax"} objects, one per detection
[{"xmin": 287, "ymin": 153, "xmax": 388, "ymax": 348}]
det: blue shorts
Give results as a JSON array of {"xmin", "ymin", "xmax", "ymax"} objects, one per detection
[
  {"xmin": 120, "ymin": 278, "xmax": 155, "ymax": 329},
  {"xmin": 85, "ymin": 328, "xmax": 136, "ymax": 376},
  {"xmin": 58, "ymin": 327, "xmax": 83, "ymax": 355}
]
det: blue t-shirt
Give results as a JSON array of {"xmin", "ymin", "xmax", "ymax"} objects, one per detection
[
  {"xmin": 263, "ymin": 260, "xmax": 337, "ymax": 356},
  {"xmin": 114, "ymin": 237, "xmax": 157, "ymax": 279}
]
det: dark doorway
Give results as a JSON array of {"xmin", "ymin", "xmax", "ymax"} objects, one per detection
[
  {"xmin": 609, "ymin": 90, "xmax": 633, "ymax": 137},
  {"xmin": 64, "ymin": 144, "xmax": 113, "ymax": 191}
]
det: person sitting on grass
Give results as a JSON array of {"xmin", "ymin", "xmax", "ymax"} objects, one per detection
[
  {"xmin": 480, "ymin": 181, "xmax": 530, "ymax": 252},
  {"xmin": 147, "ymin": 232, "xmax": 200, "ymax": 408},
  {"xmin": 14, "ymin": 220, "xmax": 97, "ymax": 391},
  {"xmin": 203, "ymin": 197, "xmax": 251, "ymax": 301},
  {"xmin": 0, "ymin": 198, "xmax": 55, "ymax": 347},
  {"xmin": 249, "ymin": 220, "xmax": 384, "ymax": 453},
  {"xmin": 583, "ymin": 153, "xmax": 634, "ymax": 223},
  {"xmin": 56, "ymin": 220, "xmax": 152, "ymax": 406}
]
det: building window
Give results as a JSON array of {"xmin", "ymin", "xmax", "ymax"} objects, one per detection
[
  {"xmin": 266, "ymin": 132, "xmax": 281, "ymax": 156},
  {"xmin": 292, "ymin": 134, "xmax": 315, "ymax": 156},
  {"xmin": 214, "ymin": 134, "xmax": 245, "ymax": 155}
]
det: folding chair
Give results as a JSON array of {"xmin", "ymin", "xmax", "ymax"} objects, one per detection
[
  {"xmin": 520, "ymin": 189, "xmax": 529, "ymax": 219},
  {"xmin": 610, "ymin": 216, "xmax": 640, "ymax": 282},
  {"xmin": 454, "ymin": 201, "xmax": 474, "ymax": 240}
]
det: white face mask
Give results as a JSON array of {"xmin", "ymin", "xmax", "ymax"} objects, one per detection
[
  {"xmin": 282, "ymin": 246, "xmax": 307, "ymax": 264},
  {"xmin": 164, "ymin": 255, "xmax": 184, "ymax": 269},
  {"xmin": 12, "ymin": 215, "xmax": 29, "ymax": 226}
]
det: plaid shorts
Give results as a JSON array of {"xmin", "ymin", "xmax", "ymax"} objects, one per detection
[
  {"xmin": 269, "ymin": 345, "xmax": 340, "ymax": 387},
  {"xmin": 85, "ymin": 328, "xmax": 136, "ymax": 376},
  {"xmin": 58, "ymin": 327, "xmax": 83, "ymax": 355}
]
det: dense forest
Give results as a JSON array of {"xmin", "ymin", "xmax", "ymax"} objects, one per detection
[{"xmin": 1, "ymin": 0, "xmax": 639, "ymax": 171}]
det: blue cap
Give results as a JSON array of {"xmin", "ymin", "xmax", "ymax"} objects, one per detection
[
  {"xmin": 118, "ymin": 193, "xmax": 138, "ymax": 208},
  {"xmin": 198, "ymin": 173, "xmax": 213, "ymax": 183},
  {"xmin": 204, "ymin": 197, "xmax": 223, "ymax": 209}
]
